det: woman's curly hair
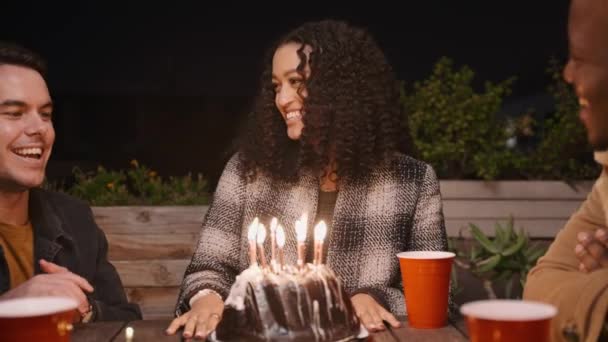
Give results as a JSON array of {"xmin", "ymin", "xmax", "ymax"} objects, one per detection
[{"xmin": 239, "ymin": 19, "xmax": 411, "ymax": 183}]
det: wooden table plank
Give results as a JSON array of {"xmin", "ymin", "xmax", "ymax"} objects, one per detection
[
  {"xmin": 72, "ymin": 321, "xmax": 127, "ymax": 342},
  {"xmin": 75, "ymin": 318, "xmax": 468, "ymax": 341},
  {"xmin": 371, "ymin": 320, "xmax": 467, "ymax": 341},
  {"xmin": 451, "ymin": 317, "xmax": 469, "ymax": 339},
  {"xmin": 113, "ymin": 320, "xmax": 180, "ymax": 342}
]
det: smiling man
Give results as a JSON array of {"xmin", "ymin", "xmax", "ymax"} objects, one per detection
[
  {"xmin": 0, "ymin": 41, "xmax": 141, "ymax": 322},
  {"xmin": 522, "ymin": 1, "xmax": 608, "ymax": 341}
]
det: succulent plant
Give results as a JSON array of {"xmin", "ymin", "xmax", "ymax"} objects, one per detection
[{"xmin": 452, "ymin": 217, "xmax": 548, "ymax": 299}]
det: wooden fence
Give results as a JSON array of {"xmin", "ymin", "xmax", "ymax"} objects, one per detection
[{"xmin": 93, "ymin": 180, "xmax": 593, "ymax": 319}]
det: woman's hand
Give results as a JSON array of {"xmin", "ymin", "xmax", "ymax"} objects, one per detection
[
  {"xmin": 575, "ymin": 229, "xmax": 608, "ymax": 272},
  {"xmin": 165, "ymin": 293, "xmax": 224, "ymax": 340},
  {"xmin": 351, "ymin": 293, "xmax": 401, "ymax": 332}
]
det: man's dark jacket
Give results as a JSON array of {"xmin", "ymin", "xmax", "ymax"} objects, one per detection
[{"xmin": 0, "ymin": 188, "xmax": 141, "ymax": 321}]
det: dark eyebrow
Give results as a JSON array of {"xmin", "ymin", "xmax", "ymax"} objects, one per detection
[
  {"xmin": 0, "ymin": 100, "xmax": 27, "ymax": 107},
  {"xmin": 284, "ymin": 69, "xmax": 300, "ymax": 77},
  {"xmin": 40, "ymin": 101, "xmax": 53, "ymax": 110},
  {"xmin": 272, "ymin": 69, "xmax": 302, "ymax": 79},
  {"xmin": 0, "ymin": 100, "xmax": 53, "ymax": 110}
]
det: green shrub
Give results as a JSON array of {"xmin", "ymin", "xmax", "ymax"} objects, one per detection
[
  {"xmin": 68, "ymin": 166, "xmax": 131, "ymax": 206},
  {"xmin": 56, "ymin": 160, "xmax": 210, "ymax": 206},
  {"xmin": 402, "ymin": 56, "xmax": 599, "ymax": 180},
  {"xmin": 402, "ymin": 56, "xmax": 518, "ymax": 179}
]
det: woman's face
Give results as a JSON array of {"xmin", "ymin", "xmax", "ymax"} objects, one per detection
[{"xmin": 272, "ymin": 42, "xmax": 311, "ymax": 140}]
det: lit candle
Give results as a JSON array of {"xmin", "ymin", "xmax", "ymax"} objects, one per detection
[
  {"xmin": 276, "ymin": 224, "xmax": 285, "ymax": 271},
  {"xmin": 125, "ymin": 326, "xmax": 134, "ymax": 341},
  {"xmin": 270, "ymin": 217, "xmax": 278, "ymax": 270},
  {"xmin": 248, "ymin": 217, "xmax": 259, "ymax": 266},
  {"xmin": 314, "ymin": 221, "xmax": 327, "ymax": 265},
  {"xmin": 257, "ymin": 223, "xmax": 268, "ymax": 269},
  {"xmin": 295, "ymin": 213, "xmax": 308, "ymax": 269}
]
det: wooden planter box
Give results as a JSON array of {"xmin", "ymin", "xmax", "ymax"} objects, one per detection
[
  {"xmin": 94, "ymin": 206, "xmax": 208, "ymax": 319},
  {"xmin": 92, "ymin": 180, "xmax": 593, "ymax": 319},
  {"xmin": 440, "ymin": 180, "xmax": 593, "ymax": 238}
]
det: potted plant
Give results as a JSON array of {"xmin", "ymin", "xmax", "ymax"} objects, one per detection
[{"xmin": 449, "ymin": 217, "xmax": 548, "ymax": 304}]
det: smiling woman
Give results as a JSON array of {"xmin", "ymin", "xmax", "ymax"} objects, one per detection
[
  {"xmin": 167, "ymin": 19, "xmax": 450, "ymax": 340},
  {"xmin": 271, "ymin": 42, "xmax": 312, "ymax": 141}
]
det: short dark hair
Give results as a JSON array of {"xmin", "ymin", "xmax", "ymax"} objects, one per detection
[{"xmin": 0, "ymin": 41, "xmax": 47, "ymax": 76}]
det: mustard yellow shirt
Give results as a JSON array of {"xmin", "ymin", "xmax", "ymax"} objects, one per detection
[{"xmin": 0, "ymin": 221, "xmax": 34, "ymax": 289}]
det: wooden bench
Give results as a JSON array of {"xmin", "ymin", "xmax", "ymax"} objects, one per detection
[{"xmin": 93, "ymin": 180, "xmax": 593, "ymax": 319}]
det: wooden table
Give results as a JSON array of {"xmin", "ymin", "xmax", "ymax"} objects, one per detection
[{"xmin": 73, "ymin": 317, "xmax": 469, "ymax": 341}]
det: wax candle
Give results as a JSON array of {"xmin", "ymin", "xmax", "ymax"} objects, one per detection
[
  {"xmin": 295, "ymin": 214, "xmax": 308, "ymax": 269},
  {"xmin": 270, "ymin": 217, "xmax": 278, "ymax": 270},
  {"xmin": 248, "ymin": 217, "xmax": 259, "ymax": 266},
  {"xmin": 276, "ymin": 224, "xmax": 286, "ymax": 271},
  {"xmin": 314, "ymin": 221, "xmax": 327, "ymax": 265},
  {"xmin": 257, "ymin": 223, "xmax": 268, "ymax": 268}
]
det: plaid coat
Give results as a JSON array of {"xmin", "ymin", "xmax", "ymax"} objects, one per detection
[{"xmin": 175, "ymin": 152, "xmax": 448, "ymax": 317}]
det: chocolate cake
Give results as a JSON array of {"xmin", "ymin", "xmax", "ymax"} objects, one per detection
[{"xmin": 211, "ymin": 264, "xmax": 362, "ymax": 342}]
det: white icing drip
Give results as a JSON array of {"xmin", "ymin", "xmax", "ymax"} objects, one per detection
[
  {"xmin": 316, "ymin": 266, "xmax": 334, "ymax": 327},
  {"xmin": 269, "ymin": 271, "xmax": 295, "ymax": 341},
  {"xmin": 303, "ymin": 278, "xmax": 317, "ymax": 340},
  {"xmin": 224, "ymin": 265, "xmax": 263, "ymax": 310},
  {"xmin": 325, "ymin": 266, "xmax": 349, "ymax": 321},
  {"xmin": 292, "ymin": 274, "xmax": 306, "ymax": 327},
  {"xmin": 219, "ymin": 263, "xmax": 359, "ymax": 341},
  {"xmin": 312, "ymin": 300, "xmax": 325, "ymax": 341}
]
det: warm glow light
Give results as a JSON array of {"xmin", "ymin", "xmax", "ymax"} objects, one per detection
[
  {"xmin": 248, "ymin": 217, "xmax": 259, "ymax": 241},
  {"xmin": 276, "ymin": 225, "xmax": 286, "ymax": 247},
  {"xmin": 314, "ymin": 221, "xmax": 327, "ymax": 241},
  {"xmin": 300, "ymin": 213, "xmax": 308, "ymax": 232},
  {"xmin": 257, "ymin": 223, "xmax": 267, "ymax": 244},
  {"xmin": 125, "ymin": 326, "xmax": 134, "ymax": 339}
]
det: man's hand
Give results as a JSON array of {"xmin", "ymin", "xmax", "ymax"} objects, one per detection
[
  {"xmin": 0, "ymin": 259, "xmax": 94, "ymax": 316},
  {"xmin": 351, "ymin": 293, "xmax": 401, "ymax": 332},
  {"xmin": 166, "ymin": 293, "xmax": 224, "ymax": 340},
  {"xmin": 575, "ymin": 229, "xmax": 608, "ymax": 272}
]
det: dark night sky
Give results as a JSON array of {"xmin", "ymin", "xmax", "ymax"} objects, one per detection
[{"xmin": 1, "ymin": 1, "xmax": 571, "ymax": 188}]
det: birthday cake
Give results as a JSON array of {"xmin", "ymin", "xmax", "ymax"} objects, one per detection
[{"xmin": 212, "ymin": 264, "xmax": 362, "ymax": 342}]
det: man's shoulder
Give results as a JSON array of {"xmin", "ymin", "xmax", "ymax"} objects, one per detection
[{"xmin": 30, "ymin": 188, "xmax": 92, "ymax": 213}]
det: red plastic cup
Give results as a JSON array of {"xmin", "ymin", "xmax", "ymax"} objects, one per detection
[
  {"xmin": 460, "ymin": 299, "xmax": 557, "ymax": 342},
  {"xmin": 0, "ymin": 296, "xmax": 78, "ymax": 342},
  {"xmin": 397, "ymin": 251, "xmax": 455, "ymax": 328}
]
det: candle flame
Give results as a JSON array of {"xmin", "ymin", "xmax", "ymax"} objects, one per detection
[
  {"xmin": 276, "ymin": 225, "xmax": 286, "ymax": 247},
  {"xmin": 295, "ymin": 219, "xmax": 307, "ymax": 242},
  {"xmin": 314, "ymin": 221, "xmax": 327, "ymax": 241},
  {"xmin": 125, "ymin": 326, "xmax": 134, "ymax": 339},
  {"xmin": 257, "ymin": 223, "xmax": 267, "ymax": 244},
  {"xmin": 248, "ymin": 217, "xmax": 259, "ymax": 241},
  {"xmin": 270, "ymin": 217, "xmax": 278, "ymax": 232}
]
